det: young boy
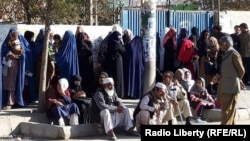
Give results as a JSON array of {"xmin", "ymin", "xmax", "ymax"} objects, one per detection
[{"xmin": 206, "ymin": 75, "xmax": 221, "ymax": 108}]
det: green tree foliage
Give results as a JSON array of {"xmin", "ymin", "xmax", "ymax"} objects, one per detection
[
  {"xmin": 50, "ymin": 0, "xmax": 81, "ymax": 24},
  {"xmin": 188, "ymin": 0, "xmax": 250, "ymax": 11},
  {"xmin": 0, "ymin": 0, "xmax": 123, "ymax": 25},
  {"xmin": 0, "ymin": 0, "xmax": 24, "ymax": 22},
  {"xmin": 21, "ymin": 0, "xmax": 82, "ymax": 24},
  {"xmin": 1, "ymin": 0, "xmax": 250, "ymax": 24},
  {"xmin": 96, "ymin": 0, "xmax": 113, "ymax": 25},
  {"xmin": 94, "ymin": 0, "xmax": 124, "ymax": 25}
]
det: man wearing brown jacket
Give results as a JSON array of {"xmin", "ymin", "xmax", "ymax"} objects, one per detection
[
  {"xmin": 217, "ymin": 36, "xmax": 245, "ymax": 125},
  {"xmin": 239, "ymin": 23, "xmax": 250, "ymax": 85}
]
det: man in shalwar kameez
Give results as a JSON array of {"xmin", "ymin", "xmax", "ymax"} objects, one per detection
[{"xmin": 91, "ymin": 77, "xmax": 139, "ymax": 140}]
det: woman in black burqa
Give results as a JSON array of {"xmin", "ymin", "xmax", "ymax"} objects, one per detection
[
  {"xmin": 104, "ymin": 31, "xmax": 125, "ymax": 98},
  {"xmin": 75, "ymin": 28, "xmax": 95, "ymax": 97}
]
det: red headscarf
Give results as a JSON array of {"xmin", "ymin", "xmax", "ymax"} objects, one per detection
[{"xmin": 163, "ymin": 28, "xmax": 177, "ymax": 50}]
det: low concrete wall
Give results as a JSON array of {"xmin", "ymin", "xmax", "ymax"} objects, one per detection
[
  {"xmin": 0, "ymin": 111, "xmax": 48, "ymax": 137},
  {"xmin": 202, "ymin": 109, "xmax": 221, "ymax": 122},
  {"xmin": 19, "ymin": 122, "xmax": 100, "ymax": 139},
  {"xmin": 191, "ymin": 108, "xmax": 222, "ymax": 122}
]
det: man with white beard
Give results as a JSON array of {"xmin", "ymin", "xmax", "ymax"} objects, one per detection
[{"xmin": 91, "ymin": 77, "xmax": 139, "ymax": 140}]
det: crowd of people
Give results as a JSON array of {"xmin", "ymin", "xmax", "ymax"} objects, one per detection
[
  {"xmin": 134, "ymin": 23, "xmax": 247, "ymax": 128},
  {"xmin": 0, "ymin": 25, "xmax": 140, "ymax": 140},
  {"xmin": 0, "ymin": 22, "xmax": 249, "ymax": 139}
]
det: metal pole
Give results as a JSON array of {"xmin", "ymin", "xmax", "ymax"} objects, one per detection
[
  {"xmin": 95, "ymin": 0, "xmax": 98, "ymax": 25},
  {"xmin": 168, "ymin": 0, "xmax": 171, "ymax": 27},
  {"xmin": 113, "ymin": 0, "xmax": 115, "ymax": 23},
  {"xmin": 218, "ymin": 0, "xmax": 220, "ymax": 25},
  {"xmin": 90, "ymin": 0, "xmax": 93, "ymax": 25},
  {"xmin": 212, "ymin": 0, "xmax": 214, "ymax": 11},
  {"xmin": 169, "ymin": 0, "xmax": 171, "ymax": 8},
  {"xmin": 141, "ymin": 0, "xmax": 157, "ymax": 95}
]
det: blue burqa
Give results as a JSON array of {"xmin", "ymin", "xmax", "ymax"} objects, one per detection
[
  {"xmin": 123, "ymin": 36, "xmax": 144, "ymax": 99},
  {"xmin": 23, "ymin": 32, "xmax": 36, "ymax": 103},
  {"xmin": 55, "ymin": 30, "xmax": 79, "ymax": 81},
  {"xmin": 32, "ymin": 28, "xmax": 45, "ymax": 96},
  {"xmin": 0, "ymin": 39, "xmax": 2, "ymax": 111},
  {"xmin": 1, "ymin": 29, "xmax": 26, "ymax": 106},
  {"xmin": 33, "ymin": 28, "xmax": 45, "ymax": 65}
]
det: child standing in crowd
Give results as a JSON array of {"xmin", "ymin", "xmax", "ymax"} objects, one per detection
[
  {"xmin": 189, "ymin": 77, "xmax": 215, "ymax": 123},
  {"xmin": 52, "ymin": 34, "xmax": 61, "ymax": 53},
  {"xmin": 7, "ymin": 32, "xmax": 23, "ymax": 57},
  {"xmin": 206, "ymin": 75, "xmax": 220, "ymax": 108}
]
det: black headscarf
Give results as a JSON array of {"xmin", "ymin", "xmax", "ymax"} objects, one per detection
[
  {"xmin": 70, "ymin": 75, "xmax": 83, "ymax": 92},
  {"xmin": 99, "ymin": 71, "xmax": 109, "ymax": 78},
  {"xmin": 72, "ymin": 75, "xmax": 82, "ymax": 82},
  {"xmin": 24, "ymin": 30, "xmax": 35, "ymax": 46},
  {"xmin": 108, "ymin": 31, "xmax": 121, "ymax": 43}
]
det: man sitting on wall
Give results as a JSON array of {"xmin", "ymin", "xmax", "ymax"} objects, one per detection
[{"xmin": 91, "ymin": 77, "xmax": 139, "ymax": 140}]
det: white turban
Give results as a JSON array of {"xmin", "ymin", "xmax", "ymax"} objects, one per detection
[
  {"xmin": 155, "ymin": 82, "xmax": 167, "ymax": 90},
  {"xmin": 58, "ymin": 78, "xmax": 69, "ymax": 92},
  {"xmin": 103, "ymin": 77, "xmax": 114, "ymax": 84}
]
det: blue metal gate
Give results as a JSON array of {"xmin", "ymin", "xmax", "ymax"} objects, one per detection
[
  {"xmin": 169, "ymin": 10, "xmax": 214, "ymax": 36},
  {"xmin": 121, "ymin": 8, "xmax": 214, "ymax": 36}
]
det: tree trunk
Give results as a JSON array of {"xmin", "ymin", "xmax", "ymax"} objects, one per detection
[{"xmin": 38, "ymin": 0, "xmax": 52, "ymax": 113}]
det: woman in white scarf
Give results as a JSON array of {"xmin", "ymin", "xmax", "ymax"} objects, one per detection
[{"xmin": 46, "ymin": 78, "xmax": 80, "ymax": 126}]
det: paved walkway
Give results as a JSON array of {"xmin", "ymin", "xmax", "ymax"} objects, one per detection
[{"xmin": 0, "ymin": 86, "xmax": 249, "ymax": 140}]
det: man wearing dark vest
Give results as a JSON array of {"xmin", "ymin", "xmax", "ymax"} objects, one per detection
[
  {"xmin": 133, "ymin": 82, "xmax": 167, "ymax": 133},
  {"xmin": 217, "ymin": 36, "xmax": 245, "ymax": 125}
]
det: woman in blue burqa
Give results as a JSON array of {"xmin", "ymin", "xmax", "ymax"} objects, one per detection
[
  {"xmin": 55, "ymin": 30, "xmax": 79, "ymax": 81},
  {"xmin": 1, "ymin": 29, "xmax": 26, "ymax": 109},
  {"xmin": 105, "ymin": 31, "xmax": 125, "ymax": 98},
  {"xmin": 33, "ymin": 28, "xmax": 45, "ymax": 67},
  {"xmin": 123, "ymin": 36, "xmax": 144, "ymax": 99},
  {"xmin": 32, "ymin": 28, "xmax": 45, "ymax": 94},
  {"xmin": 22, "ymin": 30, "xmax": 36, "ymax": 104},
  {"xmin": 0, "ymin": 50, "xmax": 1, "ymax": 111}
]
